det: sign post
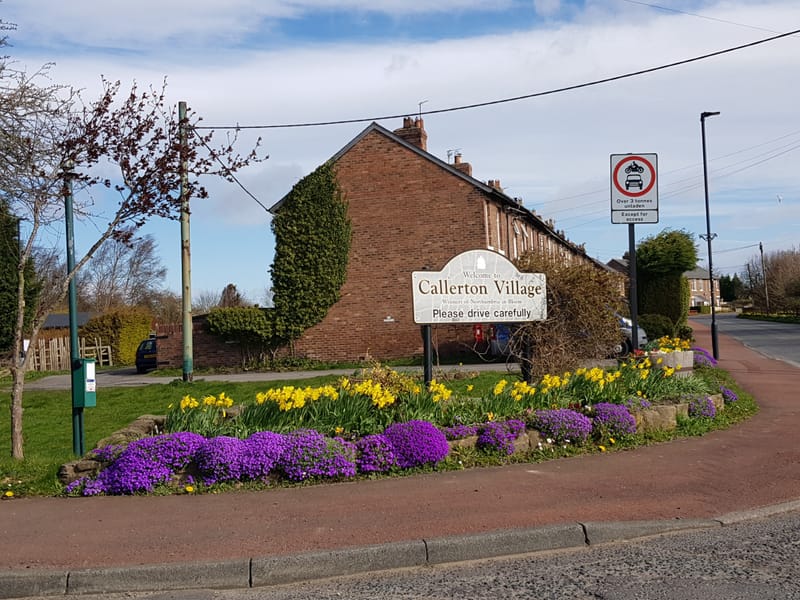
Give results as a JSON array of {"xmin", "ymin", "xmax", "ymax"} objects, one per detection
[{"xmin": 610, "ymin": 153, "xmax": 659, "ymax": 352}]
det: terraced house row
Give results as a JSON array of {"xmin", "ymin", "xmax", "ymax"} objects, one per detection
[{"xmin": 267, "ymin": 117, "xmax": 606, "ymax": 362}]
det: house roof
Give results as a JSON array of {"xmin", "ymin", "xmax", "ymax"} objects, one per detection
[
  {"xmin": 685, "ymin": 267, "xmax": 716, "ymax": 280},
  {"xmin": 43, "ymin": 312, "xmax": 91, "ymax": 329},
  {"xmin": 270, "ymin": 120, "xmax": 604, "ymax": 269}
]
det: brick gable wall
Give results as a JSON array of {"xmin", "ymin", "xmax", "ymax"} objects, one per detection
[{"xmin": 292, "ymin": 129, "xmax": 488, "ymax": 361}]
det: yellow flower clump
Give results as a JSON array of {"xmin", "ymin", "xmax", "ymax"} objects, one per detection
[
  {"xmin": 655, "ymin": 336, "xmax": 691, "ymax": 353},
  {"xmin": 352, "ymin": 380, "xmax": 396, "ymax": 409},
  {"xmin": 510, "ymin": 380, "xmax": 536, "ymax": 402},
  {"xmin": 256, "ymin": 385, "xmax": 338, "ymax": 412},
  {"xmin": 428, "ymin": 380, "xmax": 452, "ymax": 403}
]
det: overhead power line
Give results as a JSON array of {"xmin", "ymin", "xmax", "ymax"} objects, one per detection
[
  {"xmin": 196, "ymin": 28, "xmax": 800, "ymax": 131},
  {"xmin": 619, "ymin": 0, "xmax": 781, "ymax": 34}
]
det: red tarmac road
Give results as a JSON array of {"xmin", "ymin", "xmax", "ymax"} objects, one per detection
[{"xmin": 1, "ymin": 320, "xmax": 798, "ymax": 571}]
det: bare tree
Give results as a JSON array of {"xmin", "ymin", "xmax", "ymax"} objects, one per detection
[
  {"xmin": 220, "ymin": 283, "xmax": 247, "ymax": 307},
  {"xmin": 193, "ymin": 289, "xmax": 222, "ymax": 314},
  {"xmin": 1, "ymin": 69, "xmax": 263, "ymax": 458},
  {"xmin": 745, "ymin": 246, "xmax": 800, "ymax": 313},
  {"xmin": 79, "ymin": 233, "xmax": 167, "ymax": 312}
]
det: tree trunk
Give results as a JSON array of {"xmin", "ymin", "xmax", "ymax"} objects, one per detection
[{"xmin": 10, "ymin": 365, "xmax": 25, "ymax": 459}]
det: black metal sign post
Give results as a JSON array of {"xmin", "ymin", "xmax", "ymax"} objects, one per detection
[
  {"xmin": 628, "ymin": 224, "xmax": 640, "ymax": 352},
  {"xmin": 421, "ymin": 324, "xmax": 433, "ymax": 386}
]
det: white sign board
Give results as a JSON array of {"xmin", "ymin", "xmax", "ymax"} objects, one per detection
[
  {"xmin": 610, "ymin": 153, "xmax": 659, "ymax": 224},
  {"xmin": 412, "ymin": 250, "xmax": 546, "ymax": 324}
]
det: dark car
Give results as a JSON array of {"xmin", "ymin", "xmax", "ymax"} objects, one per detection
[{"xmin": 135, "ymin": 338, "xmax": 157, "ymax": 373}]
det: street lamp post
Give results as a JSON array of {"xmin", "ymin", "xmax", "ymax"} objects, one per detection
[{"xmin": 700, "ymin": 111, "xmax": 720, "ymax": 360}]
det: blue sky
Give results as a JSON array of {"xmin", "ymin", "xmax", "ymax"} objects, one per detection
[{"xmin": 4, "ymin": 0, "xmax": 799, "ymax": 304}]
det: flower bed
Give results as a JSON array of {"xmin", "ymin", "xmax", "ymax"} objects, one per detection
[{"xmin": 62, "ymin": 349, "xmax": 739, "ymax": 496}]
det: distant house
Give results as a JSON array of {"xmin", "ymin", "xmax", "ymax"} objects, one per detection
[
  {"xmin": 269, "ymin": 117, "xmax": 605, "ymax": 362},
  {"xmin": 684, "ymin": 267, "xmax": 721, "ymax": 308}
]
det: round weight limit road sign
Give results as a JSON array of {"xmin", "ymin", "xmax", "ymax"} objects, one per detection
[{"xmin": 612, "ymin": 155, "xmax": 656, "ymax": 199}]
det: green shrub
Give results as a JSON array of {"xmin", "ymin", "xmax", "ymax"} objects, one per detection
[
  {"xmin": 80, "ymin": 308, "xmax": 153, "ymax": 365},
  {"xmin": 675, "ymin": 324, "xmax": 694, "ymax": 342},
  {"xmin": 638, "ymin": 313, "xmax": 674, "ymax": 340}
]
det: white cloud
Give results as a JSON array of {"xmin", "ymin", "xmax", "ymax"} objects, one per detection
[{"xmin": 5, "ymin": 0, "xmax": 799, "ymax": 292}]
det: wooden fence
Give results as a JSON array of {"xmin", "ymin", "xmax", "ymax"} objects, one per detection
[{"xmin": 27, "ymin": 337, "xmax": 113, "ymax": 372}]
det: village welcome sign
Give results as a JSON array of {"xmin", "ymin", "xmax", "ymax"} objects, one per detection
[{"xmin": 412, "ymin": 250, "xmax": 547, "ymax": 324}]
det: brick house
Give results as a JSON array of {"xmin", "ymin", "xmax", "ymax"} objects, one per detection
[
  {"xmin": 685, "ymin": 267, "xmax": 721, "ymax": 308},
  {"xmin": 606, "ymin": 259, "xmax": 720, "ymax": 309},
  {"xmin": 269, "ymin": 117, "xmax": 603, "ymax": 362}
]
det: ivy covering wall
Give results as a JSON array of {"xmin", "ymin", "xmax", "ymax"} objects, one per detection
[{"xmin": 269, "ymin": 161, "xmax": 351, "ymax": 344}]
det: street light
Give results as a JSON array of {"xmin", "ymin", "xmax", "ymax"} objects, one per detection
[{"xmin": 700, "ymin": 111, "xmax": 720, "ymax": 360}]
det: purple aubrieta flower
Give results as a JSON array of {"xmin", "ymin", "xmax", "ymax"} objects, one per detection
[
  {"xmin": 440, "ymin": 424, "xmax": 479, "ymax": 440},
  {"xmin": 591, "ymin": 403, "xmax": 637, "ymax": 437},
  {"xmin": 239, "ymin": 431, "xmax": 287, "ymax": 480},
  {"xmin": 194, "ymin": 436, "xmax": 245, "ymax": 485},
  {"xmin": 383, "ymin": 420, "xmax": 449, "ymax": 468},
  {"xmin": 532, "ymin": 409, "xmax": 592, "ymax": 445},
  {"xmin": 719, "ymin": 386, "xmax": 739, "ymax": 404},
  {"xmin": 277, "ymin": 429, "xmax": 357, "ymax": 482},
  {"xmin": 476, "ymin": 420, "xmax": 527, "ymax": 455},
  {"xmin": 692, "ymin": 347, "xmax": 718, "ymax": 368},
  {"xmin": 624, "ymin": 397, "xmax": 652, "ymax": 411},
  {"xmin": 355, "ymin": 434, "xmax": 397, "ymax": 473},
  {"xmin": 688, "ymin": 396, "xmax": 717, "ymax": 419},
  {"xmin": 71, "ymin": 432, "xmax": 206, "ymax": 495}
]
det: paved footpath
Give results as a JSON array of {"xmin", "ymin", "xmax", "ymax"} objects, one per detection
[{"xmin": 1, "ymin": 321, "xmax": 799, "ymax": 597}]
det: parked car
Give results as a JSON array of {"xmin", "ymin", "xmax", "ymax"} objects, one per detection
[
  {"xmin": 614, "ymin": 313, "xmax": 648, "ymax": 356},
  {"xmin": 135, "ymin": 338, "xmax": 157, "ymax": 373}
]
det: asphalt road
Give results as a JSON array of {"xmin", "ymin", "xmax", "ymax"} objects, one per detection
[
  {"xmin": 18, "ymin": 509, "xmax": 800, "ymax": 600},
  {"xmin": 699, "ymin": 312, "xmax": 800, "ymax": 367}
]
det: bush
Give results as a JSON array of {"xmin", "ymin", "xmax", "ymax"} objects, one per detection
[
  {"xmin": 513, "ymin": 251, "xmax": 626, "ymax": 380},
  {"xmin": 383, "ymin": 420, "xmax": 449, "ymax": 468},
  {"xmin": 590, "ymin": 403, "xmax": 637, "ymax": 438},
  {"xmin": 355, "ymin": 434, "xmax": 397, "ymax": 473},
  {"xmin": 476, "ymin": 419, "xmax": 527, "ymax": 455},
  {"xmin": 638, "ymin": 313, "xmax": 674, "ymax": 340},
  {"xmin": 675, "ymin": 324, "xmax": 694, "ymax": 342},
  {"xmin": 81, "ymin": 308, "xmax": 153, "ymax": 365},
  {"xmin": 532, "ymin": 409, "xmax": 592, "ymax": 445},
  {"xmin": 277, "ymin": 429, "xmax": 356, "ymax": 481}
]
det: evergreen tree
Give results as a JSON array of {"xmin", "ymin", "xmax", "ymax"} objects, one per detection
[{"xmin": 636, "ymin": 229, "xmax": 697, "ymax": 330}]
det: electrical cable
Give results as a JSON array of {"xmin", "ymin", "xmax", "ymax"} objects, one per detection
[
  {"xmin": 195, "ymin": 28, "xmax": 800, "ymax": 131},
  {"xmin": 192, "ymin": 130, "xmax": 271, "ymax": 214},
  {"xmin": 619, "ymin": 0, "xmax": 781, "ymax": 34}
]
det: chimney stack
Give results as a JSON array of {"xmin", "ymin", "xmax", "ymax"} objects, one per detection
[
  {"xmin": 393, "ymin": 117, "xmax": 428, "ymax": 151},
  {"xmin": 487, "ymin": 179, "xmax": 503, "ymax": 192},
  {"xmin": 452, "ymin": 153, "xmax": 473, "ymax": 177}
]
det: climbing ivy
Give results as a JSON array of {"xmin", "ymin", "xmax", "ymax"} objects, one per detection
[{"xmin": 270, "ymin": 161, "xmax": 351, "ymax": 344}]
